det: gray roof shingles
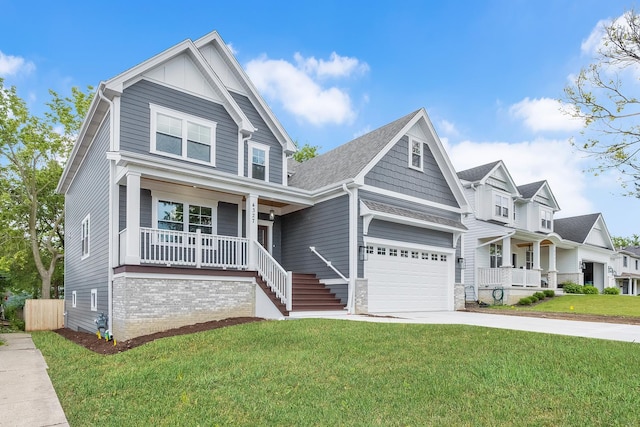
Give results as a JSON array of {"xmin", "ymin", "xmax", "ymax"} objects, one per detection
[
  {"xmin": 517, "ymin": 181, "xmax": 546, "ymax": 199},
  {"xmin": 287, "ymin": 110, "xmax": 419, "ymax": 191},
  {"xmin": 553, "ymin": 213, "xmax": 601, "ymax": 243},
  {"xmin": 456, "ymin": 161, "xmax": 501, "ymax": 182},
  {"xmin": 361, "ymin": 199, "xmax": 467, "ymax": 230}
]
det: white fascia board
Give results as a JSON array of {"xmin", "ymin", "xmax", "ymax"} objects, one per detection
[
  {"xmin": 57, "ymin": 83, "xmax": 108, "ymax": 194},
  {"xmin": 193, "ymin": 32, "xmax": 296, "ymax": 153},
  {"xmin": 480, "ymin": 160, "xmax": 521, "ymax": 197},
  {"xmin": 115, "ymin": 151, "xmax": 313, "ymax": 206},
  {"xmin": 104, "ymin": 39, "xmax": 255, "ymax": 135}
]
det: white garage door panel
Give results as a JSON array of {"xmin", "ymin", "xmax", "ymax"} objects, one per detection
[{"xmin": 365, "ymin": 243, "xmax": 451, "ymax": 312}]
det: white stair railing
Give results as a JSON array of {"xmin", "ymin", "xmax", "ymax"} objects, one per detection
[
  {"xmin": 309, "ymin": 246, "xmax": 349, "ymax": 282},
  {"xmin": 254, "ymin": 242, "xmax": 292, "ymax": 311}
]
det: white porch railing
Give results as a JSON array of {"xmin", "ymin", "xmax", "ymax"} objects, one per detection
[
  {"xmin": 478, "ymin": 267, "xmax": 502, "ymax": 287},
  {"xmin": 121, "ymin": 227, "xmax": 249, "ymax": 269},
  {"xmin": 309, "ymin": 246, "xmax": 349, "ymax": 282},
  {"xmin": 254, "ymin": 242, "xmax": 292, "ymax": 311},
  {"xmin": 478, "ymin": 267, "xmax": 541, "ymax": 288}
]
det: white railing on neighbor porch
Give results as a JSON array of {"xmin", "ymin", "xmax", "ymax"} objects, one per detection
[
  {"xmin": 254, "ymin": 242, "xmax": 292, "ymax": 311},
  {"xmin": 478, "ymin": 268, "xmax": 502, "ymax": 287},
  {"xmin": 511, "ymin": 268, "xmax": 540, "ymax": 287},
  {"xmin": 478, "ymin": 267, "xmax": 541, "ymax": 288},
  {"xmin": 120, "ymin": 227, "xmax": 249, "ymax": 269}
]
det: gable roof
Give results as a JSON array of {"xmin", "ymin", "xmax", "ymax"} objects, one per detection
[
  {"xmin": 517, "ymin": 181, "xmax": 545, "ymax": 199},
  {"xmin": 288, "ymin": 110, "xmax": 418, "ymax": 191},
  {"xmin": 456, "ymin": 161, "xmax": 501, "ymax": 182},
  {"xmin": 517, "ymin": 180, "xmax": 560, "ymax": 211},
  {"xmin": 620, "ymin": 246, "xmax": 640, "ymax": 257},
  {"xmin": 554, "ymin": 213, "xmax": 603, "ymax": 244}
]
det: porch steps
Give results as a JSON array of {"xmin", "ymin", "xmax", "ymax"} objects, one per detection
[{"xmin": 292, "ymin": 273, "xmax": 346, "ymax": 312}]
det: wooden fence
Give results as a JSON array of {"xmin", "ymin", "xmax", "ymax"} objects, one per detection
[{"xmin": 25, "ymin": 299, "xmax": 64, "ymax": 331}]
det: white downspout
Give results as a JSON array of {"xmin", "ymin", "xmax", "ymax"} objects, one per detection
[
  {"xmin": 98, "ymin": 87, "xmax": 115, "ymax": 335},
  {"xmin": 342, "ymin": 183, "xmax": 357, "ymax": 313}
]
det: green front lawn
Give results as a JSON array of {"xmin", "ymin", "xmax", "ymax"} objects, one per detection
[
  {"xmin": 34, "ymin": 319, "xmax": 640, "ymax": 426},
  {"xmin": 509, "ymin": 294, "xmax": 640, "ymax": 317}
]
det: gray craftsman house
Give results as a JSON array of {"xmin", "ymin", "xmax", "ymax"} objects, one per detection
[{"xmin": 58, "ymin": 31, "xmax": 470, "ymax": 340}]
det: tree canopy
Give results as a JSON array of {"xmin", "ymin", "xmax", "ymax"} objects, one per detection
[
  {"xmin": 0, "ymin": 79, "xmax": 92, "ymax": 298},
  {"xmin": 292, "ymin": 141, "xmax": 320, "ymax": 162},
  {"xmin": 564, "ymin": 9, "xmax": 640, "ymax": 196}
]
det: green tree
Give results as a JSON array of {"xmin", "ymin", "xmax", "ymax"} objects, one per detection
[
  {"xmin": 612, "ymin": 234, "xmax": 640, "ymax": 248},
  {"xmin": 564, "ymin": 9, "xmax": 640, "ymax": 195},
  {"xmin": 292, "ymin": 141, "xmax": 320, "ymax": 162},
  {"xmin": 0, "ymin": 79, "xmax": 92, "ymax": 298}
]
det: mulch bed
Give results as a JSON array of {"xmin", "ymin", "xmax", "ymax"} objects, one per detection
[{"xmin": 54, "ymin": 317, "xmax": 265, "ymax": 355}]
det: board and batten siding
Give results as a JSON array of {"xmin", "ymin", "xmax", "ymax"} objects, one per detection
[
  {"xmin": 229, "ymin": 92, "xmax": 284, "ymax": 185},
  {"xmin": 64, "ymin": 114, "xmax": 111, "ymax": 333},
  {"xmin": 281, "ymin": 196, "xmax": 349, "ymax": 281},
  {"xmin": 120, "ymin": 80, "xmax": 239, "ymax": 174},
  {"xmin": 364, "ymin": 135, "xmax": 459, "ymax": 208}
]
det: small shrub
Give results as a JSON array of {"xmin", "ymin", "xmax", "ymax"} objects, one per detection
[
  {"xmin": 543, "ymin": 289, "xmax": 555, "ymax": 298},
  {"xmin": 518, "ymin": 297, "xmax": 533, "ymax": 306},
  {"xmin": 563, "ymin": 283, "xmax": 584, "ymax": 294},
  {"xmin": 529, "ymin": 294, "xmax": 539, "ymax": 302},
  {"xmin": 603, "ymin": 287, "xmax": 621, "ymax": 295},
  {"xmin": 583, "ymin": 285, "xmax": 599, "ymax": 294},
  {"xmin": 533, "ymin": 291, "xmax": 546, "ymax": 300}
]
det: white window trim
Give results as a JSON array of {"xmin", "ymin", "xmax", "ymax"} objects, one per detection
[
  {"xmin": 248, "ymin": 141, "xmax": 270, "ymax": 182},
  {"xmin": 492, "ymin": 191, "xmax": 510, "ymax": 221},
  {"xmin": 540, "ymin": 208, "xmax": 552, "ymax": 230},
  {"xmin": 151, "ymin": 192, "xmax": 218, "ymax": 235},
  {"xmin": 149, "ymin": 103, "xmax": 217, "ymax": 166},
  {"xmin": 408, "ymin": 136, "xmax": 425, "ymax": 172},
  {"xmin": 90, "ymin": 289, "xmax": 97, "ymax": 311},
  {"xmin": 71, "ymin": 291, "xmax": 77, "ymax": 308},
  {"xmin": 81, "ymin": 214, "xmax": 90, "ymax": 260}
]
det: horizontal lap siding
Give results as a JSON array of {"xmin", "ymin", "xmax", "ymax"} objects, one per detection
[
  {"xmin": 365, "ymin": 136, "xmax": 459, "ymax": 207},
  {"xmin": 230, "ymin": 92, "xmax": 283, "ymax": 185},
  {"xmin": 120, "ymin": 80, "xmax": 239, "ymax": 174},
  {"xmin": 281, "ymin": 196, "xmax": 349, "ymax": 280},
  {"xmin": 118, "ymin": 187, "xmax": 152, "ymax": 231},
  {"xmin": 65, "ymin": 115, "xmax": 110, "ymax": 333},
  {"xmin": 217, "ymin": 202, "xmax": 238, "ymax": 236}
]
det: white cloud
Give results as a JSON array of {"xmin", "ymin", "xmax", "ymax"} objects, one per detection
[
  {"xmin": 294, "ymin": 52, "xmax": 369, "ymax": 78},
  {"xmin": 509, "ymin": 97, "xmax": 584, "ymax": 132},
  {"xmin": 581, "ymin": 18, "xmax": 611, "ymax": 56},
  {"xmin": 246, "ymin": 52, "xmax": 368, "ymax": 126},
  {"xmin": 438, "ymin": 119, "xmax": 459, "ymax": 136},
  {"xmin": 448, "ymin": 138, "xmax": 593, "ymax": 216},
  {"xmin": 226, "ymin": 43, "xmax": 237, "ymax": 55},
  {"xmin": 0, "ymin": 51, "xmax": 35, "ymax": 77}
]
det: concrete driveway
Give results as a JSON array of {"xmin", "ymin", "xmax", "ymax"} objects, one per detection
[{"xmin": 292, "ymin": 310, "xmax": 640, "ymax": 343}]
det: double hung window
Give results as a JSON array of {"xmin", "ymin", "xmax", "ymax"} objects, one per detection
[
  {"xmin": 409, "ymin": 137, "xmax": 424, "ymax": 171},
  {"xmin": 494, "ymin": 194, "xmax": 510, "ymax": 219},
  {"xmin": 81, "ymin": 215, "xmax": 90, "ymax": 259},
  {"xmin": 248, "ymin": 142, "xmax": 269, "ymax": 181},
  {"xmin": 540, "ymin": 209, "xmax": 552, "ymax": 230},
  {"xmin": 151, "ymin": 104, "xmax": 216, "ymax": 165},
  {"xmin": 490, "ymin": 243, "xmax": 503, "ymax": 268},
  {"xmin": 157, "ymin": 200, "xmax": 213, "ymax": 235}
]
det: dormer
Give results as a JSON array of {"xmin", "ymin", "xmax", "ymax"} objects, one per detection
[
  {"xmin": 457, "ymin": 160, "xmax": 519, "ymax": 226},
  {"xmin": 516, "ymin": 180, "xmax": 560, "ymax": 233}
]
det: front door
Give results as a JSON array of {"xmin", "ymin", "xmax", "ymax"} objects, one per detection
[{"xmin": 258, "ymin": 225, "xmax": 269, "ymax": 252}]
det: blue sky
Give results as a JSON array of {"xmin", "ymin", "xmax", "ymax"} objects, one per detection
[{"xmin": 1, "ymin": 0, "xmax": 638, "ymax": 237}]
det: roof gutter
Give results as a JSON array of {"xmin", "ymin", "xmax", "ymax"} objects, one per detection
[{"xmin": 476, "ymin": 230, "xmax": 516, "ymax": 249}]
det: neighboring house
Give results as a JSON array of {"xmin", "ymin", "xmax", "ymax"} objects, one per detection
[
  {"xmin": 553, "ymin": 213, "xmax": 617, "ymax": 291},
  {"xmin": 57, "ymin": 31, "xmax": 470, "ymax": 340},
  {"xmin": 457, "ymin": 161, "xmax": 617, "ymax": 304},
  {"xmin": 611, "ymin": 246, "xmax": 640, "ymax": 295}
]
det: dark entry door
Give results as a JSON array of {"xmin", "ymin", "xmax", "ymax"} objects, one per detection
[{"xmin": 258, "ymin": 225, "xmax": 269, "ymax": 252}]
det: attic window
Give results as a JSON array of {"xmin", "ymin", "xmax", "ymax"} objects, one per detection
[
  {"xmin": 409, "ymin": 137, "xmax": 424, "ymax": 171},
  {"xmin": 150, "ymin": 104, "xmax": 217, "ymax": 166},
  {"xmin": 540, "ymin": 209, "xmax": 552, "ymax": 230},
  {"xmin": 249, "ymin": 141, "xmax": 270, "ymax": 182}
]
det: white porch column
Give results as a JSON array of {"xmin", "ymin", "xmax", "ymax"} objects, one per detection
[
  {"xmin": 125, "ymin": 171, "xmax": 141, "ymax": 265},
  {"xmin": 502, "ymin": 235, "xmax": 512, "ymax": 267},
  {"xmin": 533, "ymin": 240, "xmax": 541, "ymax": 270},
  {"xmin": 245, "ymin": 194, "xmax": 259, "ymax": 269},
  {"xmin": 548, "ymin": 244, "xmax": 557, "ymax": 271}
]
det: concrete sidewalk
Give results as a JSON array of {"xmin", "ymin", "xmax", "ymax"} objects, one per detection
[
  {"xmin": 292, "ymin": 310, "xmax": 640, "ymax": 343},
  {"xmin": 0, "ymin": 333, "xmax": 69, "ymax": 427}
]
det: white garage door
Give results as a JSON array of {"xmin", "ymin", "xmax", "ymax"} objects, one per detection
[{"xmin": 365, "ymin": 242, "xmax": 452, "ymax": 312}]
